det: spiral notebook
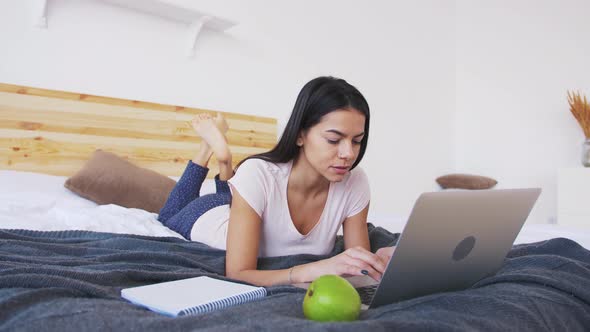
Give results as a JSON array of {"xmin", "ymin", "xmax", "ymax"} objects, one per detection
[{"xmin": 121, "ymin": 276, "xmax": 267, "ymax": 316}]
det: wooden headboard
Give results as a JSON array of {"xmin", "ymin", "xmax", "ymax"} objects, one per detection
[{"xmin": 0, "ymin": 83, "xmax": 277, "ymax": 177}]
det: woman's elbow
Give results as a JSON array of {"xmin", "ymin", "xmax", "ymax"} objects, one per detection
[
  {"xmin": 225, "ymin": 267, "xmax": 252, "ymax": 281},
  {"xmin": 225, "ymin": 269, "xmax": 241, "ymax": 280}
]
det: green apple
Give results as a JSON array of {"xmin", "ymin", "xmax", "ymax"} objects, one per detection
[{"xmin": 302, "ymin": 274, "xmax": 361, "ymax": 322}]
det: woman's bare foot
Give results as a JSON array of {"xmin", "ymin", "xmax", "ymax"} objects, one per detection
[
  {"xmin": 214, "ymin": 112, "xmax": 229, "ymax": 134},
  {"xmin": 191, "ymin": 114, "xmax": 213, "ymax": 167},
  {"xmin": 192, "ymin": 114, "xmax": 231, "ymax": 164}
]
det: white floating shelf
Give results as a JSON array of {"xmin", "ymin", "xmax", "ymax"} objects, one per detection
[
  {"xmin": 100, "ymin": 0, "xmax": 235, "ymax": 30},
  {"xmin": 33, "ymin": 0, "xmax": 49, "ymax": 28},
  {"xmin": 34, "ymin": 0, "xmax": 237, "ymax": 57},
  {"xmin": 100, "ymin": 0, "xmax": 236, "ymax": 57}
]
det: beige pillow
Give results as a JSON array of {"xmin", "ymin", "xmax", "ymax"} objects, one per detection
[
  {"xmin": 65, "ymin": 150, "xmax": 176, "ymax": 213},
  {"xmin": 436, "ymin": 173, "xmax": 498, "ymax": 190}
]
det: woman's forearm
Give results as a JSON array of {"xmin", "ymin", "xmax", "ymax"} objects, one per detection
[
  {"xmin": 227, "ymin": 261, "xmax": 322, "ymax": 287},
  {"xmin": 228, "ymin": 245, "xmax": 387, "ymax": 286}
]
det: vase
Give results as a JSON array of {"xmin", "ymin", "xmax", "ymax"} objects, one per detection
[{"xmin": 583, "ymin": 139, "xmax": 590, "ymax": 167}]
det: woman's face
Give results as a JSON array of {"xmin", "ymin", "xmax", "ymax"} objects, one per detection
[{"xmin": 297, "ymin": 108, "xmax": 366, "ymax": 182}]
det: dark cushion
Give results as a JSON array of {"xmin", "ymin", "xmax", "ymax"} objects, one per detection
[{"xmin": 436, "ymin": 173, "xmax": 498, "ymax": 190}]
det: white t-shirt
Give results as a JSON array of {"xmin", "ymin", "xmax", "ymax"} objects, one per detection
[{"xmin": 190, "ymin": 158, "xmax": 371, "ymax": 257}]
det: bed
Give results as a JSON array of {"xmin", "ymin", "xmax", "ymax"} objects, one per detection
[{"xmin": 1, "ymin": 84, "xmax": 590, "ymax": 331}]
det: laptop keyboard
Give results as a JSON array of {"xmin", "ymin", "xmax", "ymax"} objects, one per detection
[{"xmin": 357, "ymin": 284, "xmax": 378, "ymax": 305}]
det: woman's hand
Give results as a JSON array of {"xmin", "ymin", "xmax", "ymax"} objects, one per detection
[
  {"xmin": 375, "ymin": 246, "xmax": 396, "ymax": 266},
  {"xmin": 304, "ymin": 246, "xmax": 387, "ymax": 282}
]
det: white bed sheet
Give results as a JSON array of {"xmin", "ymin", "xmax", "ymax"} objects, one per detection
[
  {"xmin": 1, "ymin": 170, "xmax": 589, "ymax": 249},
  {"xmin": 0, "ymin": 170, "xmax": 194, "ymax": 239},
  {"xmin": 0, "ymin": 201, "xmax": 183, "ymax": 238}
]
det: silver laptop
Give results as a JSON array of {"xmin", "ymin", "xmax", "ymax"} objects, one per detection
[{"xmin": 297, "ymin": 188, "xmax": 542, "ymax": 309}]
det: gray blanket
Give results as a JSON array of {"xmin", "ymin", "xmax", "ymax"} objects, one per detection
[{"xmin": 0, "ymin": 225, "xmax": 589, "ymax": 331}]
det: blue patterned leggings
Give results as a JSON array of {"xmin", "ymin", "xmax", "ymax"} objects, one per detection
[{"xmin": 158, "ymin": 161, "xmax": 231, "ymax": 240}]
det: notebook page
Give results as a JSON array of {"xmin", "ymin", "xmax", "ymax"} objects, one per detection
[{"xmin": 121, "ymin": 276, "xmax": 263, "ymax": 316}]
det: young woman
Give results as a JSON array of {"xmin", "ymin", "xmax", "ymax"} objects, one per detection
[{"xmin": 158, "ymin": 76, "xmax": 394, "ymax": 286}]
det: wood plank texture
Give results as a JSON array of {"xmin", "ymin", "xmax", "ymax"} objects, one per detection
[{"xmin": 0, "ymin": 83, "xmax": 277, "ymax": 177}]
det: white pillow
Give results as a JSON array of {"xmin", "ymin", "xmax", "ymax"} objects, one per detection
[
  {"xmin": 0, "ymin": 170, "xmax": 217, "ymax": 208},
  {"xmin": 0, "ymin": 170, "xmax": 184, "ymax": 237},
  {"xmin": 0, "ymin": 170, "xmax": 97, "ymax": 208}
]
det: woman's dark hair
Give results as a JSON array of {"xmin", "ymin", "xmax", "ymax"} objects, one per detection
[{"xmin": 238, "ymin": 76, "xmax": 370, "ymax": 170}]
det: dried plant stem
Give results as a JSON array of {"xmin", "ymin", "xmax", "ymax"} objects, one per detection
[{"xmin": 567, "ymin": 91, "xmax": 590, "ymax": 139}]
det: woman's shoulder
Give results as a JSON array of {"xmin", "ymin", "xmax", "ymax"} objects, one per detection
[
  {"xmin": 336, "ymin": 166, "xmax": 370, "ymax": 192},
  {"xmin": 237, "ymin": 158, "xmax": 290, "ymax": 176},
  {"xmin": 347, "ymin": 166, "xmax": 368, "ymax": 183},
  {"xmin": 332, "ymin": 166, "xmax": 370, "ymax": 207}
]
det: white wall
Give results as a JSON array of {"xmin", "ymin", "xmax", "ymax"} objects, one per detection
[
  {"xmin": 455, "ymin": 0, "xmax": 590, "ymax": 224},
  {"xmin": 5, "ymin": 0, "xmax": 587, "ymax": 227},
  {"xmin": 0, "ymin": 0, "xmax": 456, "ymax": 222}
]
